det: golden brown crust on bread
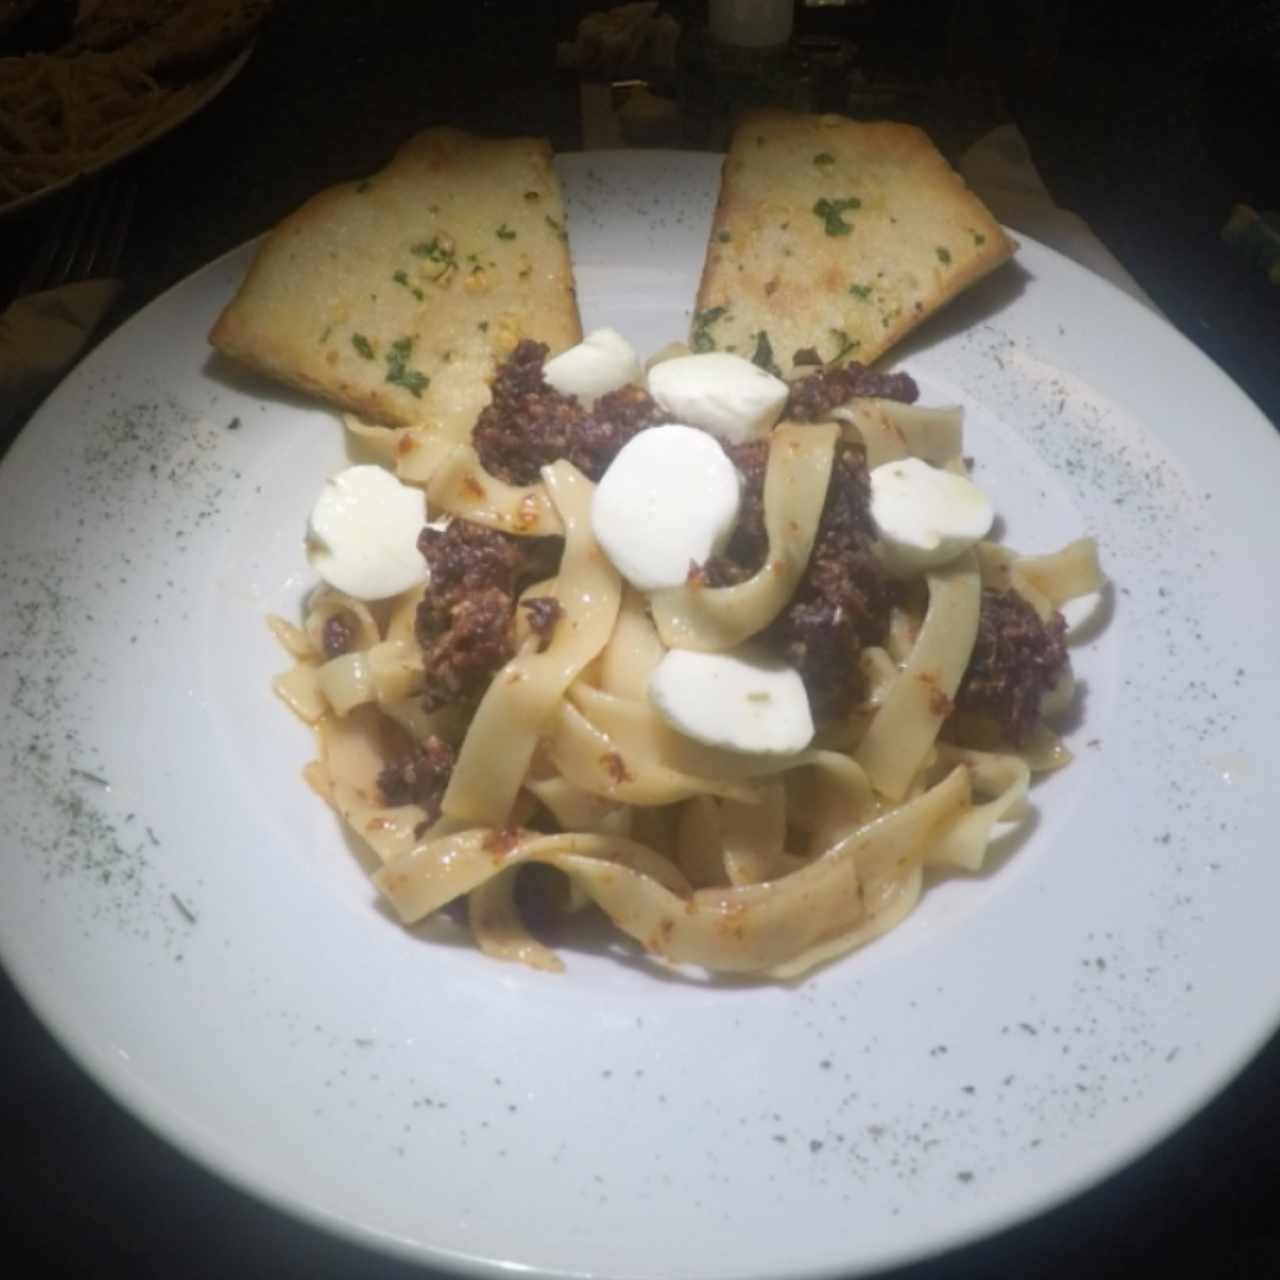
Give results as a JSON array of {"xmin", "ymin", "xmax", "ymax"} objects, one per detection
[
  {"xmin": 693, "ymin": 110, "xmax": 1014, "ymax": 375},
  {"xmin": 209, "ymin": 127, "xmax": 581, "ymax": 434}
]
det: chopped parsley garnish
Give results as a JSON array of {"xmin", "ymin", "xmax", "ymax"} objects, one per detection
[
  {"xmin": 385, "ymin": 336, "xmax": 429, "ymax": 398},
  {"xmin": 848, "ymin": 283, "xmax": 873, "ymax": 301},
  {"xmin": 392, "ymin": 269, "xmax": 425, "ymax": 300},
  {"xmin": 523, "ymin": 190, "xmax": 541, "ymax": 202},
  {"xmin": 410, "ymin": 237, "xmax": 458, "ymax": 280},
  {"xmin": 351, "ymin": 333, "xmax": 374, "ymax": 360},
  {"xmin": 813, "ymin": 152, "xmax": 835, "ymax": 166},
  {"xmin": 496, "ymin": 224, "xmax": 517, "ymax": 241},
  {"xmin": 478, "ymin": 320, "xmax": 489, "ymax": 332},
  {"xmin": 691, "ymin": 305, "xmax": 728, "ymax": 353},
  {"xmin": 545, "ymin": 215, "xmax": 567, "ymax": 241},
  {"xmin": 717, "ymin": 230, "xmax": 731, "ymax": 243},
  {"xmin": 749, "ymin": 330, "xmax": 782, "ymax": 377},
  {"xmin": 390, "ymin": 368, "xmax": 429, "ymax": 396},
  {"xmin": 827, "ymin": 329, "xmax": 860, "ymax": 365},
  {"xmin": 813, "ymin": 196, "xmax": 861, "ymax": 236},
  {"xmin": 936, "ymin": 246, "xmax": 952, "ymax": 265},
  {"xmin": 973, "ymin": 231, "xmax": 986, "ymax": 245}
]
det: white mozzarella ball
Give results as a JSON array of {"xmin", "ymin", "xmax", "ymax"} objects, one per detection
[
  {"xmin": 646, "ymin": 351, "xmax": 788, "ymax": 444},
  {"xmin": 542, "ymin": 327, "xmax": 640, "ymax": 404},
  {"xmin": 648, "ymin": 647, "xmax": 814, "ymax": 756},
  {"xmin": 306, "ymin": 465, "xmax": 428, "ymax": 600},
  {"xmin": 869, "ymin": 457, "xmax": 994, "ymax": 573},
  {"xmin": 591, "ymin": 424, "xmax": 741, "ymax": 592}
]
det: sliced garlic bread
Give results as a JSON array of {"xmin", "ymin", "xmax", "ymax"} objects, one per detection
[
  {"xmin": 210, "ymin": 127, "xmax": 581, "ymax": 437},
  {"xmin": 693, "ymin": 110, "xmax": 1013, "ymax": 375}
]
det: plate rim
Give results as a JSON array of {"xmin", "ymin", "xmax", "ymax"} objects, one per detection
[{"xmin": 2, "ymin": 150, "xmax": 1279, "ymax": 1279}]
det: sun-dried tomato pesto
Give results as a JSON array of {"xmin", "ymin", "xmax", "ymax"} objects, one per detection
[
  {"xmin": 321, "ymin": 611, "xmax": 357, "ymax": 659},
  {"xmin": 377, "ymin": 735, "xmax": 456, "ymax": 828},
  {"xmin": 702, "ymin": 439, "xmax": 894, "ymax": 721},
  {"xmin": 785, "ymin": 361, "xmax": 919, "ymax": 420},
  {"xmin": 414, "ymin": 520, "xmax": 551, "ymax": 711},
  {"xmin": 471, "ymin": 340, "xmax": 663, "ymax": 485},
  {"xmin": 954, "ymin": 589, "xmax": 1069, "ymax": 743},
  {"xmin": 520, "ymin": 596, "xmax": 563, "ymax": 652}
]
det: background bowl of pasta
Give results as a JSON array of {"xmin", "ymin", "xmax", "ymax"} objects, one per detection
[{"xmin": 0, "ymin": 149, "xmax": 1277, "ymax": 1280}]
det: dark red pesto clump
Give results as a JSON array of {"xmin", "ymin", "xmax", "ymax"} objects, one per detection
[
  {"xmin": 784, "ymin": 362, "xmax": 919, "ymax": 421},
  {"xmin": 470, "ymin": 340, "xmax": 582, "ymax": 484},
  {"xmin": 701, "ymin": 440, "xmax": 770, "ymax": 582},
  {"xmin": 377, "ymin": 735, "xmax": 455, "ymax": 827},
  {"xmin": 471, "ymin": 339, "xmax": 664, "ymax": 484},
  {"xmin": 417, "ymin": 519, "xmax": 528, "ymax": 622},
  {"xmin": 321, "ymin": 611, "xmax": 357, "ymax": 659},
  {"xmin": 414, "ymin": 520, "xmax": 547, "ymax": 711},
  {"xmin": 418, "ymin": 587, "xmax": 516, "ymax": 710},
  {"xmin": 763, "ymin": 443, "xmax": 894, "ymax": 720},
  {"xmin": 702, "ymin": 440, "xmax": 894, "ymax": 721},
  {"xmin": 520, "ymin": 595, "xmax": 562, "ymax": 652},
  {"xmin": 954, "ymin": 589, "xmax": 1070, "ymax": 743},
  {"xmin": 571, "ymin": 383, "xmax": 667, "ymax": 479}
]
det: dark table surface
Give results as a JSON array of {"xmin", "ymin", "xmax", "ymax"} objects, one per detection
[{"xmin": 3, "ymin": 2, "xmax": 1279, "ymax": 1277}]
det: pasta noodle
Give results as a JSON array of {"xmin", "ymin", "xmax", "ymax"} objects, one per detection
[
  {"xmin": 0, "ymin": 52, "xmax": 221, "ymax": 204},
  {"xmin": 651, "ymin": 421, "xmax": 836, "ymax": 651},
  {"xmin": 441, "ymin": 460, "xmax": 621, "ymax": 825},
  {"xmin": 854, "ymin": 551, "xmax": 981, "ymax": 801},
  {"xmin": 272, "ymin": 356, "xmax": 1106, "ymax": 981}
]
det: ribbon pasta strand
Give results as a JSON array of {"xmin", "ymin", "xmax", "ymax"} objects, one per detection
[
  {"xmin": 651, "ymin": 421, "xmax": 837, "ymax": 651},
  {"xmin": 441, "ymin": 460, "xmax": 621, "ymax": 825},
  {"xmin": 855, "ymin": 550, "xmax": 982, "ymax": 801}
]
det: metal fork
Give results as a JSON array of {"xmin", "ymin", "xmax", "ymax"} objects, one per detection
[{"xmin": 17, "ymin": 172, "xmax": 137, "ymax": 298}]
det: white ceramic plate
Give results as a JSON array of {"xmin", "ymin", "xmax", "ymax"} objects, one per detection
[
  {"xmin": 1, "ymin": 151, "xmax": 1278, "ymax": 1280},
  {"xmin": 0, "ymin": 44, "xmax": 253, "ymax": 218}
]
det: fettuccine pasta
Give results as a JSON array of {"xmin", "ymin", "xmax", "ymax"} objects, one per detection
[{"xmin": 272, "ymin": 355, "xmax": 1104, "ymax": 981}]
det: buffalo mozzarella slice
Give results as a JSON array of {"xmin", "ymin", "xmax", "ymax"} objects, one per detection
[
  {"xmin": 591, "ymin": 424, "xmax": 740, "ymax": 592},
  {"xmin": 646, "ymin": 351, "xmax": 788, "ymax": 444},
  {"xmin": 306, "ymin": 465, "xmax": 428, "ymax": 600},
  {"xmin": 869, "ymin": 457, "xmax": 994, "ymax": 573},
  {"xmin": 648, "ymin": 647, "xmax": 814, "ymax": 756},
  {"xmin": 542, "ymin": 327, "xmax": 640, "ymax": 404}
]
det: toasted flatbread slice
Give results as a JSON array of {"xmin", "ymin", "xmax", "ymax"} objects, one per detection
[
  {"xmin": 692, "ymin": 110, "xmax": 1014, "ymax": 375},
  {"xmin": 210, "ymin": 127, "xmax": 581, "ymax": 436}
]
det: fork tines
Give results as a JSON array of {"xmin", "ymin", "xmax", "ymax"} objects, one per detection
[{"xmin": 19, "ymin": 172, "xmax": 136, "ymax": 296}]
